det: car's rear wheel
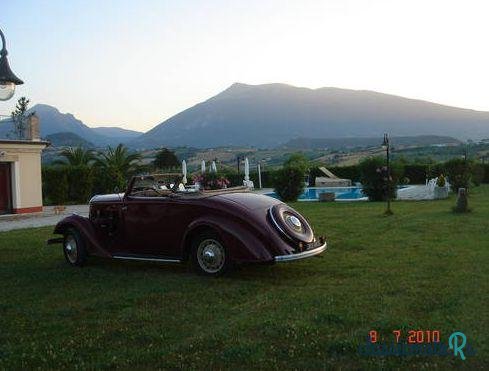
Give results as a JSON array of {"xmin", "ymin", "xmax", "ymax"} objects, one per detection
[
  {"xmin": 191, "ymin": 232, "xmax": 230, "ymax": 276},
  {"xmin": 63, "ymin": 228, "xmax": 87, "ymax": 267}
]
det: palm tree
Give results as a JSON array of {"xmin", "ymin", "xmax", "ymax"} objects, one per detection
[
  {"xmin": 95, "ymin": 144, "xmax": 141, "ymax": 190},
  {"xmin": 53, "ymin": 147, "xmax": 96, "ymax": 167}
]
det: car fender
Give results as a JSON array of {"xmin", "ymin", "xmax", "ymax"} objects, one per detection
[
  {"xmin": 53, "ymin": 214, "xmax": 112, "ymax": 258},
  {"xmin": 182, "ymin": 216, "xmax": 274, "ymax": 263}
]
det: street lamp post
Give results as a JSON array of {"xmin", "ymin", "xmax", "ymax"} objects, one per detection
[
  {"xmin": 382, "ymin": 133, "xmax": 393, "ymax": 215},
  {"xmin": 236, "ymin": 155, "xmax": 242, "ymax": 173},
  {"xmin": 0, "ymin": 28, "xmax": 24, "ymax": 101}
]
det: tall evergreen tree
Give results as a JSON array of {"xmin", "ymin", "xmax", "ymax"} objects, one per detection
[
  {"xmin": 10, "ymin": 97, "xmax": 34, "ymax": 140},
  {"xmin": 153, "ymin": 148, "xmax": 179, "ymax": 170}
]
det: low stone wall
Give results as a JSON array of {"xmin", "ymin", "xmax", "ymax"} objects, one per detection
[{"xmin": 315, "ymin": 177, "xmax": 352, "ymax": 187}]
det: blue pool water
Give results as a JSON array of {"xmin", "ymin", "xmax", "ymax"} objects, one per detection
[{"xmin": 266, "ymin": 187, "xmax": 367, "ymax": 201}]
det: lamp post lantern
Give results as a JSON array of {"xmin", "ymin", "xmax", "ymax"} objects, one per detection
[
  {"xmin": 382, "ymin": 133, "xmax": 393, "ymax": 215},
  {"xmin": 0, "ymin": 28, "xmax": 24, "ymax": 101}
]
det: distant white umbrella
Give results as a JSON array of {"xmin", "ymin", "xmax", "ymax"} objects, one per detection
[
  {"xmin": 211, "ymin": 161, "xmax": 217, "ymax": 173},
  {"xmin": 201, "ymin": 160, "xmax": 206, "ymax": 174},
  {"xmin": 257, "ymin": 162, "xmax": 262, "ymax": 189},
  {"xmin": 244, "ymin": 157, "xmax": 250, "ymax": 181},
  {"xmin": 182, "ymin": 160, "xmax": 187, "ymax": 184}
]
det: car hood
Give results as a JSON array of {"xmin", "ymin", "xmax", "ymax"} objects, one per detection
[
  {"xmin": 211, "ymin": 192, "xmax": 282, "ymax": 210},
  {"xmin": 90, "ymin": 193, "xmax": 124, "ymax": 204}
]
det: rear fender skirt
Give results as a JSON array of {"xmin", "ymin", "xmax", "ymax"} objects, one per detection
[
  {"xmin": 53, "ymin": 214, "xmax": 112, "ymax": 258},
  {"xmin": 182, "ymin": 216, "xmax": 273, "ymax": 263}
]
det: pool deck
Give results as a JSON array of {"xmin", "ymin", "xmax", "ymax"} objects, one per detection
[
  {"xmin": 396, "ymin": 185, "xmax": 436, "ymax": 200},
  {"xmin": 256, "ymin": 185, "xmax": 437, "ymax": 201}
]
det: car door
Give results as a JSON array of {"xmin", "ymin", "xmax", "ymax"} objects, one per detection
[
  {"xmin": 90, "ymin": 200, "xmax": 125, "ymax": 254},
  {"xmin": 121, "ymin": 195, "xmax": 178, "ymax": 257},
  {"xmin": 120, "ymin": 175, "xmax": 197, "ymax": 258}
]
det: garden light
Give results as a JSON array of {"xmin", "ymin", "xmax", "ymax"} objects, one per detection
[{"xmin": 0, "ymin": 28, "xmax": 24, "ymax": 101}]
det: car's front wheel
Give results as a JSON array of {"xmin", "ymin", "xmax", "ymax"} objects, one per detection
[
  {"xmin": 191, "ymin": 232, "xmax": 230, "ymax": 276},
  {"xmin": 63, "ymin": 228, "xmax": 88, "ymax": 267}
]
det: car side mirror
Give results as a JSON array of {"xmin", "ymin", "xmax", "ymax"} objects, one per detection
[{"xmin": 114, "ymin": 186, "xmax": 120, "ymax": 193}]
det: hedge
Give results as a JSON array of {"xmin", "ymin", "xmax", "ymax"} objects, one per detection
[
  {"xmin": 309, "ymin": 161, "xmax": 489, "ymax": 187},
  {"xmin": 42, "ymin": 167, "xmax": 69, "ymax": 205},
  {"xmin": 42, "ymin": 166, "xmax": 95, "ymax": 205},
  {"xmin": 67, "ymin": 166, "xmax": 94, "ymax": 203}
]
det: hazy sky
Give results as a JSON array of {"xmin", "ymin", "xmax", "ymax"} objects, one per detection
[{"xmin": 2, "ymin": 0, "xmax": 489, "ymax": 132}]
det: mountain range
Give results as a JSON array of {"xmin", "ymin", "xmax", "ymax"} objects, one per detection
[
  {"xmin": 0, "ymin": 104, "xmax": 142, "ymax": 146},
  {"xmin": 2, "ymin": 83, "xmax": 489, "ymax": 149},
  {"xmin": 130, "ymin": 83, "xmax": 489, "ymax": 148}
]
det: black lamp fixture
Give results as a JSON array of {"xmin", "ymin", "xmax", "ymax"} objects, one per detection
[
  {"xmin": 382, "ymin": 133, "xmax": 393, "ymax": 215},
  {"xmin": 0, "ymin": 28, "xmax": 24, "ymax": 101}
]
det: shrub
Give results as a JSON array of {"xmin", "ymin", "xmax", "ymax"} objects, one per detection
[
  {"xmin": 284, "ymin": 153, "xmax": 310, "ymax": 173},
  {"xmin": 403, "ymin": 164, "xmax": 428, "ymax": 184},
  {"xmin": 219, "ymin": 168, "xmax": 242, "ymax": 187},
  {"xmin": 359, "ymin": 157, "xmax": 401, "ymax": 201},
  {"xmin": 193, "ymin": 173, "xmax": 230, "ymax": 190},
  {"xmin": 483, "ymin": 164, "xmax": 489, "ymax": 184},
  {"xmin": 273, "ymin": 154, "xmax": 310, "ymax": 201},
  {"xmin": 443, "ymin": 159, "xmax": 472, "ymax": 193},
  {"xmin": 472, "ymin": 164, "xmax": 485, "ymax": 186},
  {"xmin": 273, "ymin": 166, "xmax": 306, "ymax": 202}
]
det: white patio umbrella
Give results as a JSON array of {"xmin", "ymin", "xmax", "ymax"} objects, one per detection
[
  {"xmin": 244, "ymin": 157, "xmax": 250, "ymax": 181},
  {"xmin": 201, "ymin": 160, "xmax": 206, "ymax": 174},
  {"xmin": 182, "ymin": 160, "xmax": 187, "ymax": 184},
  {"xmin": 211, "ymin": 161, "xmax": 217, "ymax": 173}
]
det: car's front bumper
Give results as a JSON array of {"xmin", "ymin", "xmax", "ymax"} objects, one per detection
[{"xmin": 274, "ymin": 241, "xmax": 327, "ymax": 262}]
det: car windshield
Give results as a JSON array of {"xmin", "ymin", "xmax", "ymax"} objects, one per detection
[{"xmin": 128, "ymin": 174, "xmax": 197, "ymax": 197}]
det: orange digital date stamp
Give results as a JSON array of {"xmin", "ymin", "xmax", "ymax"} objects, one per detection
[{"xmin": 369, "ymin": 329, "xmax": 441, "ymax": 344}]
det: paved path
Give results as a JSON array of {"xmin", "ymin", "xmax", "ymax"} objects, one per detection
[{"xmin": 0, "ymin": 205, "xmax": 89, "ymax": 232}]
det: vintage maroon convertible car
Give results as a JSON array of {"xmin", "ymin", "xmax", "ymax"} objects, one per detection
[{"xmin": 48, "ymin": 175, "xmax": 327, "ymax": 276}]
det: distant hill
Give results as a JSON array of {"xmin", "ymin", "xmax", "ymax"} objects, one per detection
[
  {"xmin": 283, "ymin": 135, "xmax": 462, "ymax": 150},
  {"xmin": 129, "ymin": 83, "xmax": 489, "ymax": 149},
  {"xmin": 91, "ymin": 126, "xmax": 142, "ymax": 140},
  {"xmin": 0, "ymin": 104, "xmax": 142, "ymax": 146},
  {"xmin": 45, "ymin": 132, "xmax": 94, "ymax": 148}
]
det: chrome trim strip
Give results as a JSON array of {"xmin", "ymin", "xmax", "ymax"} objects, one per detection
[
  {"xmin": 112, "ymin": 255, "xmax": 181, "ymax": 263},
  {"xmin": 274, "ymin": 241, "xmax": 327, "ymax": 262}
]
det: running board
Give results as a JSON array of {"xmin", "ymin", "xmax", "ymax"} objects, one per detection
[{"xmin": 112, "ymin": 255, "xmax": 181, "ymax": 263}]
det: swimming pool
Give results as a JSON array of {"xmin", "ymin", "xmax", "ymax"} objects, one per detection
[{"xmin": 266, "ymin": 187, "xmax": 368, "ymax": 201}]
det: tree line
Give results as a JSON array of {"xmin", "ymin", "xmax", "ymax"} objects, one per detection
[{"xmin": 42, "ymin": 145, "xmax": 180, "ymax": 204}]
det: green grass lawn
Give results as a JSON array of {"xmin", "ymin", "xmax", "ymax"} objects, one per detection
[{"xmin": 1, "ymin": 188, "xmax": 488, "ymax": 369}]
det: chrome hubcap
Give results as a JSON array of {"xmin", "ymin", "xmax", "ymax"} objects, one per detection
[
  {"xmin": 197, "ymin": 239, "xmax": 225, "ymax": 273},
  {"xmin": 65, "ymin": 235, "xmax": 78, "ymax": 263},
  {"xmin": 285, "ymin": 213, "xmax": 303, "ymax": 232}
]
